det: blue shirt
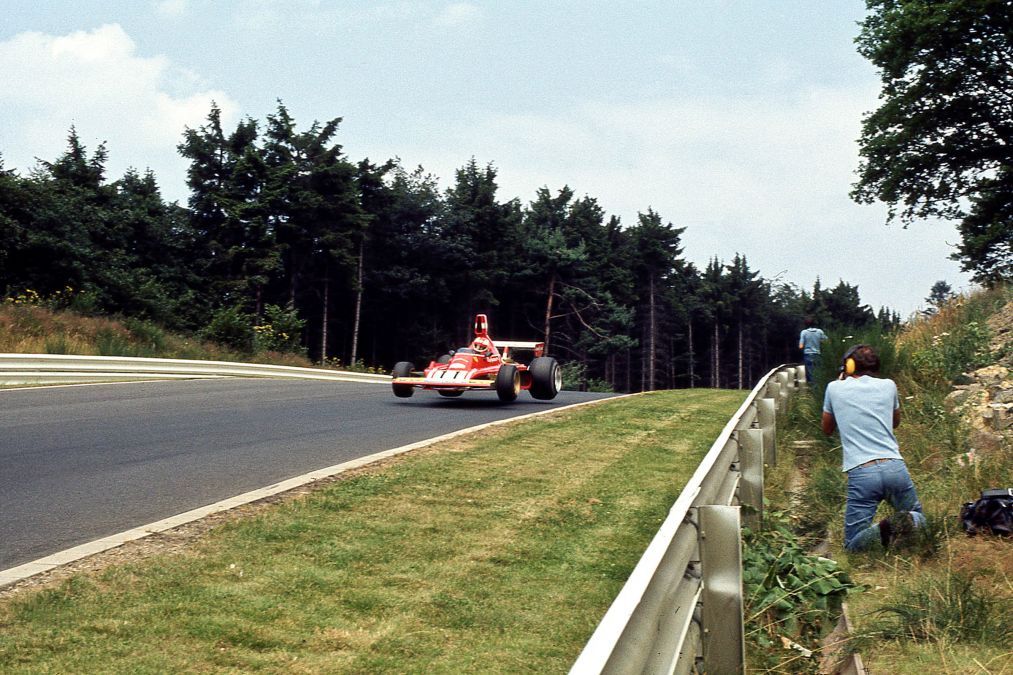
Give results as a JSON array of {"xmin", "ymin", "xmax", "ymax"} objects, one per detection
[
  {"xmin": 823, "ymin": 375, "xmax": 902, "ymax": 472},
  {"xmin": 798, "ymin": 327, "xmax": 827, "ymax": 354}
]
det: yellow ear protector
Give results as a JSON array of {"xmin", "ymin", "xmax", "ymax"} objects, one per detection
[{"xmin": 841, "ymin": 344, "xmax": 866, "ymax": 376}]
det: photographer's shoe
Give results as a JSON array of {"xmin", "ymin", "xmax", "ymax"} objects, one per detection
[{"xmin": 880, "ymin": 512, "xmax": 917, "ymax": 548}]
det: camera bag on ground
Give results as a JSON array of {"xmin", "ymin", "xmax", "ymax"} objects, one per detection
[{"xmin": 959, "ymin": 488, "xmax": 1013, "ymax": 537}]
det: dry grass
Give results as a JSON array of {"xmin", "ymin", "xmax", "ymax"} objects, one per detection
[{"xmin": 0, "ymin": 304, "xmax": 312, "ymax": 367}]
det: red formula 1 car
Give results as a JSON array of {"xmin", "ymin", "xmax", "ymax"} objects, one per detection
[{"xmin": 391, "ymin": 314, "xmax": 562, "ymax": 402}]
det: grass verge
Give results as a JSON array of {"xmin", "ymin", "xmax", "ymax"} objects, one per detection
[{"xmin": 0, "ymin": 389, "xmax": 744, "ymax": 673}]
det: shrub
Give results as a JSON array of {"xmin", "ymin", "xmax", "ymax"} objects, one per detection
[
  {"xmin": 560, "ymin": 360, "xmax": 588, "ymax": 391},
  {"xmin": 123, "ymin": 317, "xmax": 168, "ymax": 354},
  {"xmin": 253, "ymin": 305, "xmax": 305, "ymax": 355},
  {"xmin": 95, "ymin": 328, "xmax": 135, "ymax": 356},
  {"xmin": 200, "ymin": 306, "xmax": 255, "ymax": 354}
]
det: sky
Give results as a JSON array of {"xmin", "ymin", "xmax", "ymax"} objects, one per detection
[{"xmin": 0, "ymin": 0, "xmax": 974, "ymax": 318}]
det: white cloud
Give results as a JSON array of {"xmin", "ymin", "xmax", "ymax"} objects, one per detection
[
  {"xmin": 154, "ymin": 0, "xmax": 188, "ymax": 18},
  {"xmin": 392, "ymin": 84, "xmax": 968, "ymax": 315},
  {"xmin": 0, "ymin": 24, "xmax": 237, "ymax": 202},
  {"xmin": 432, "ymin": 2, "xmax": 481, "ymax": 27}
]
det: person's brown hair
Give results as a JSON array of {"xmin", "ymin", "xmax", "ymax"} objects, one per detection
[{"xmin": 852, "ymin": 345, "xmax": 880, "ymax": 374}]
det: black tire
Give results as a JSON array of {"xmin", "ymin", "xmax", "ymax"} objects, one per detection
[
  {"xmin": 392, "ymin": 361, "xmax": 415, "ymax": 398},
  {"xmin": 437, "ymin": 354, "xmax": 451, "ymax": 364},
  {"xmin": 495, "ymin": 364, "xmax": 520, "ymax": 402},
  {"xmin": 437, "ymin": 389, "xmax": 463, "ymax": 398},
  {"xmin": 529, "ymin": 357, "xmax": 562, "ymax": 400}
]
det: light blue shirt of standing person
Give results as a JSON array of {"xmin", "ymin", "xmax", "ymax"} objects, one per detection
[
  {"xmin": 823, "ymin": 375, "xmax": 903, "ymax": 471},
  {"xmin": 798, "ymin": 327, "xmax": 828, "ymax": 354}
]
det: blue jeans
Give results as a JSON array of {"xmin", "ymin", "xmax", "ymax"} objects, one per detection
[
  {"xmin": 803, "ymin": 353, "xmax": 819, "ymax": 383},
  {"xmin": 844, "ymin": 459, "xmax": 925, "ymax": 551}
]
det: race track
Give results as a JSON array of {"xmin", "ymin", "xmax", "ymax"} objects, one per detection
[{"xmin": 0, "ymin": 379, "xmax": 613, "ymax": 570}]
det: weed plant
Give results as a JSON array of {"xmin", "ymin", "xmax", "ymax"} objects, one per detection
[
  {"xmin": 743, "ymin": 511, "xmax": 853, "ymax": 670},
  {"xmin": 869, "ymin": 572, "xmax": 1011, "ymax": 647}
]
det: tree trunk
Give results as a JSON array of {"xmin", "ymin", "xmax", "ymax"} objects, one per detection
[
  {"xmin": 626, "ymin": 346, "xmax": 632, "ymax": 393},
  {"xmin": 543, "ymin": 272, "xmax": 556, "ymax": 354},
  {"xmin": 688, "ymin": 318, "xmax": 695, "ymax": 389},
  {"xmin": 350, "ymin": 239, "xmax": 364, "ymax": 366},
  {"xmin": 747, "ymin": 327, "xmax": 753, "ymax": 386},
  {"xmin": 320, "ymin": 274, "xmax": 329, "ymax": 363},
  {"xmin": 648, "ymin": 274, "xmax": 656, "ymax": 391},
  {"xmin": 737, "ymin": 320, "xmax": 745, "ymax": 389},
  {"xmin": 581, "ymin": 346, "xmax": 588, "ymax": 391},
  {"xmin": 713, "ymin": 320, "xmax": 720, "ymax": 389},
  {"xmin": 670, "ymin": 335, "xmax": 675, "ymax": 388}
]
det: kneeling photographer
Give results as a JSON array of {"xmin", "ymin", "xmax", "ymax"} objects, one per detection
[{"xmin": 822, "ymin": 344, "xmax": 926, "ymax": 551}]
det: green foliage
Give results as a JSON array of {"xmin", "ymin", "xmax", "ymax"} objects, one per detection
[
  {"xmin": 95, "ymin": 328, "xmax": 136, "ymax": 356},
  {"xmin": 905, "ymin": 320, "xmax": 991, "ymax": 383},
  {"xmin": 123, "ymin": 317, "xmax": 168, "ymax": 353},
  {"xmin": 853, "ymin": 0, "xmax": 1013, "ymax": 282},
  {"xmin": 744, "ymin": 511, "xmax": 854, "ymax": 667},
  {"xmin": 43, "ymin": 334, "xmax": 72, "ymax": 354},
  {"xmin": 253, "ymin": 304, "xmax": 305, "ymax": 354},
  {"xmin": 560, "ymin": 360, "xmax": 586, "ymax": 391},
  {"xmin": 896, "ymin": 289, "xmax": 1005, "ymax": 388},
  {"xmin": 870, "ymin": 573, "xmax": 1012, "ymax": 647},
  {"xmin": 200, "ymin": 306, "xmax": 255, "ymax": 353},
  {"xmin": 559, "ymin": 359, "xmax": 614, "ymax": 392}
]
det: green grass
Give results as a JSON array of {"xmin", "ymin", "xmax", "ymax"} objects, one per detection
[{"xmin": 0, "ymin": 389, "xmax": 744, "ymax": 673}]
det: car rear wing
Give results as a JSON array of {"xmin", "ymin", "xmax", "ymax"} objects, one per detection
[{"xmin": 494, "ymin": 341, "xmax": 545, "ymax": 359}]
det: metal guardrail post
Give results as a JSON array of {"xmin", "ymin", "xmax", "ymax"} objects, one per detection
[
  {"xmin": 738, "ymin": 428, "xmax": 764, "ymax": 531},
  {"xmin": 757, "ymin": 397, "xmax": 777, "ymax": 466},
  {"xmin": 699, "ymin": 505, "xmax": 745, "ymax": 674},
  {"xmin": 794, "ymin": 365, "xmax": 807, "ymax": 388},
  {"xmin": 776, "ymin": 371, "xmax": 791, "ymax": 411},
  {"xmin": 766, "ymin": 380, "xmax": 783, "ymax": 414}
]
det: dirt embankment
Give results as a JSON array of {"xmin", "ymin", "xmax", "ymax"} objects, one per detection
[{"xmin": 944, "ymin": 299, "xmax": 1013, "ymax": 460}]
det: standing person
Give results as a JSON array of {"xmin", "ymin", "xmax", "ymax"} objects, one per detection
[
  {"xmin": 822, "ymin": 344, "xmax": 925, "ymax": 551},
  {"xmin": 798, "ymin": 317, "xmax": 828, "ymax": 384}
]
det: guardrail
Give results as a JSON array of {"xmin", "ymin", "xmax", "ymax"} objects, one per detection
[
  {"xmin": 571, "ymin": 364, "xmax": 806, "ymax": 675},
  {"xmin": 0, "ymin": 354, "xmax": 391, "ymax": 386}
]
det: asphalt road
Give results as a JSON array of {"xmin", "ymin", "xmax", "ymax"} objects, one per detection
[{"xmin": 0, "ymin": 379, "xmax": 613, "ymax": 570}]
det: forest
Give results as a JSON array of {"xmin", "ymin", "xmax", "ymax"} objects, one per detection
[{"xmin": 0, "ymin": 103, "xmax": 898, "ymax": 392}]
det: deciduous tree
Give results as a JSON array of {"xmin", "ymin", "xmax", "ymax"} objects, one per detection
[{"xmin": 852, "ymin": 0, "xmax": 1013, "ymax": 282}]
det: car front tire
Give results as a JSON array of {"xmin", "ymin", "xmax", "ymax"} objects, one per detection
[
  {"xmin": 495, "ymin": 364, "xmax": 520, "ymax": 402},
  {"xmin": 529, "ymin": 357, "xmax": 562, "ymax": 400},
  {"xmin": 392, "ymin": 361, "xmax": 415, "ymax": 398}
]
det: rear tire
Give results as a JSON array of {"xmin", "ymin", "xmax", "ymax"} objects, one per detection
[
  {"xmin": 392, "ymin": 361, "xmax": 414, "ymax": 398},
  {"xmin": 495, "ymin": 364, "xmax": 520, "ymax": 402},
  {"xmin": 529, "ymin": 357, "xmax": 562, "ymax": 400},
  {"xmin": 437, "ymin": 354, "xmax": 451, "ymax": 364}
]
